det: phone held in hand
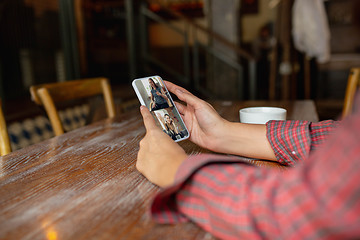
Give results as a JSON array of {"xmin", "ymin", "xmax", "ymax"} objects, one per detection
[{"xmin": 132, "ymin": 75, "xmax": 190, "ymax": 142}]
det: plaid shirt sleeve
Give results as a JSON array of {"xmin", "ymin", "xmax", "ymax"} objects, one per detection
[
  {"xmin": 266, "ymin": 119, "xmax": 340, "ymax": 166},
  {"xmin": 151, "ymin": 99, "xmax": 360, "ymax": 239}
]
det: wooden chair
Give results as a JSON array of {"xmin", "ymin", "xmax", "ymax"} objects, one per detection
[
  {"xmin": 342, "ymin": 68, "xmax": 360, "ymax": 119},
  {"xmin": 30, "ymin": 77, "xmax": 116, "ymax": 136},
  {"xmin": 0, "ymin": 101, "xmax": 12, "ymax": 156}
]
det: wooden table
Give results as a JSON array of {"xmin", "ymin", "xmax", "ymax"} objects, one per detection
[{"xmin": 0, "ymin": 100, "xmax": 318, "ymax": 239}]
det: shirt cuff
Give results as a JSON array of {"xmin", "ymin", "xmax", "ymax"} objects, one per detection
[{"xmin": 266, "ymin": 120, "xmax": 312, "ymax": 166}]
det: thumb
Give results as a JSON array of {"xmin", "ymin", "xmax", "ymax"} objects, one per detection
[{"xmin": 140, "ymin": 106, "xmax": 157, "ymax": 132}]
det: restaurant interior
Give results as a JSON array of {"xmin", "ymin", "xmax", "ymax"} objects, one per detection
[
  {"xmin": 0, "ymin": 0, "xmax": 359, "ymax": 150},
  {"xmin": 1, "ymin": 1, "xmax": 360, "ymax": 239}
]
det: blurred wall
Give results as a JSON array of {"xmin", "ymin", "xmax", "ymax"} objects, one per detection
[{"xmin": 242, "ymin": 0, "xmax": 276, "ymax": 43}]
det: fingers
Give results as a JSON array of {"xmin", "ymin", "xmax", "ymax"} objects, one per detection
[
  {"xmin": 164, "ymin": 81, "xmax": 203, "ymax": 108},
  {"xmin": 175, "ymin": 89, "xmax": 203, "ymax": 109},
  {"xmin": 174, "ymin": 101, "xmax": 186, "ymax": 115},
  {"xmin": 140, "ymin": 106, "xmax": 157, "ymax": 132},
  {"xmin": 164, "ymin": 81, "xmax": 190, "ymax": 95}
]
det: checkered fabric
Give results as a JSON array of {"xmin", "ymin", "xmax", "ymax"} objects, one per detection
[
  {"xmin": 59, "ymin": 104, "xmax": 89, "ymax": 132},
  {"xmin": 8, "ymin": 104, "xmax": 89, "ymax": 150}
]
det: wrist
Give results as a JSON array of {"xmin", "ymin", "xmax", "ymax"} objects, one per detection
[
  {"xmin": 205, "ymin": 119, "xmax": 232, "ymax": 153},
  {"xmin": 160, "ymin": 151, "xmax": 188, "ymax": 187},
  {"xmin": 209, "ymin": 121, "xmax": 276, "ymax": 160},
  {"xmin": 209, "ymin": 121, "xmax": 240, "ymax": 153}
]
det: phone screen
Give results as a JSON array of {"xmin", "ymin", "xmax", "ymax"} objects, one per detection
[{"xmin": 132, "ymin": 75, "xmax": 189, "ymax": 142}]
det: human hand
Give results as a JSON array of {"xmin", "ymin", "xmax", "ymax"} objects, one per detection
[
  {"xmin": 165, "ymin": 81, "xmax": 229, "ymax": 153},
  {"xmin": 164, "ymin": 81, "xmax": 276, "ymax": 160},
  {"xmin": 136, "ymin": 106, "xmax": 188, "ymax": 187}
]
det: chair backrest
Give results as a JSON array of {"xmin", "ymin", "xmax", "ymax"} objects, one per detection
[
  {"xmin": 342, "ymin": 68, "xmax": 360, "ymax": 119},
  {"xmin": 0, "ymin": 101, "xmax": 12, "ymax": 156},
  {"xmin": 30, "ymin": 77, "xmax": 116, "ymax": 136}
]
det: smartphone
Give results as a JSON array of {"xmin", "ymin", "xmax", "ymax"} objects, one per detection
[{"xmin": 132, "ymin": 75, "xmax": 189, "ymax": 142}]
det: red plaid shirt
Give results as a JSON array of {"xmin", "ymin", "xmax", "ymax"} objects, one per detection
[{"xmin": 151, "ymin": 100, "xmax": 360, "ymax": 239}]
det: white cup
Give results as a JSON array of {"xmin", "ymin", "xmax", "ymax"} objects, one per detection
[{"xmin": 239, "ymin": 107, "xmax": 287, "ymax": 124}]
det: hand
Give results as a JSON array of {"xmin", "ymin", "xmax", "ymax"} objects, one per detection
[
  {"xmin": 165, "ymin": 81, "xmax": 228, "ymax": 153},
  {"xmin": 165, "ymin": 81, "xmax": 276, "ymax": 160},
  {"xmin": 136, "ymin": 106, "xmax": 188, "ymax": 187}
]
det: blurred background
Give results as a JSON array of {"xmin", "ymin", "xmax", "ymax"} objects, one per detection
[{"xmin": 1, "ymin": 0, "xmax": 360, "ymax": 148}]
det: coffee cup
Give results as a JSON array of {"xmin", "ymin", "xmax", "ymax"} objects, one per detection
[{"xmin": 239, "ymin": 107, "xmax": 287, "ymax": 124}]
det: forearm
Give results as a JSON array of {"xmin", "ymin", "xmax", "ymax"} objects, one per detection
[
  {"xmin": 209, "ymin": 121, "xmax": 276, "ymax": 161},
  {"xmin": 176, "ymin": 161, "xmax": 282, "ymax": 239},
  {"xmin": 209, "ymin": 119, "xmax": 340, "ymax": 165},
  {"xmin": 173, "ymin": 158, "xmax": 347, "ymax": 239},
  {"xmin": 152, "ymin": 154, "xmax": 319, "ymax": 239}
]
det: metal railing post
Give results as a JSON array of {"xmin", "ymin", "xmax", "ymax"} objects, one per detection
[
  {"xmin": 125, "ymin": 0, "xmax": 136, "ymax": 80},
  {"xmin": 248, "ymin": 60, "xmax": 257, "ymax": 100},
  {"xmin": 58, "ymin": 0, "xmax": 80, "ymax": 80}
]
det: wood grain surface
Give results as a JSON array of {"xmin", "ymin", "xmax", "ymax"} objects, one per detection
[{"xmin": 0, "ymin": 100, "xmax": 318, "ymax": 239}]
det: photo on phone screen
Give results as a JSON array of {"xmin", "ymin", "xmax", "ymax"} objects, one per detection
[{"xmin": 132, "ymin": 76, "xmax": 189, "ymax": 142}]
